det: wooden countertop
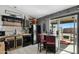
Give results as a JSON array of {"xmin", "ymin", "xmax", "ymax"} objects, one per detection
[{"xmin": 0, "ymin": 33, "xmax": 31, "ymax": 41}]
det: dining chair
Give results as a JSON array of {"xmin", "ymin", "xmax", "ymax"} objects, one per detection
[
  {"xmin": 46, "ymin": 36, "xmax": 56, "ymax": 53},
  {"xmin": 38, "ymin": 34, "xmax": 46, "ymax": 52}
]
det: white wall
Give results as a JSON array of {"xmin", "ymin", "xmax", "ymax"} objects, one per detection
[
  {"xmin": 0, "ymin": 5, "xmax": 28, "ymax": 35},
  {"xmin": 0, "ymin": 5, "xmax": 25, "ymax": 17},
  {"xmin": 38, "ymin": 18, "xmax": 50, "ymax": 33}
]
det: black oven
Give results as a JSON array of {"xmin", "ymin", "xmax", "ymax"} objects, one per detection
[
  {"xmin": 0, "ymin": 31, "xmax": 5, "ymax": 42},
  {"xmin": 0, "ymin": 31, "xmax": 5, "ymax": 36}
]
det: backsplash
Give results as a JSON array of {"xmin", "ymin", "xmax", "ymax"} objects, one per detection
[{"xmin": 2, "ymin": 26, "xmax": 23, "ymax": 35}]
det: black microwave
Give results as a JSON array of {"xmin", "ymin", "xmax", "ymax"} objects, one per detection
[{"xmin": 0, "ymin": 31, "xmax": 5, "ymax": 36}]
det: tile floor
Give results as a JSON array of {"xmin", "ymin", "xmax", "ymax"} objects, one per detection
[
  {"xmin": 8, "ymin": 44, "xmax": 76, "ymax": 54},
  {"xmin": 8, "ymin": 44, "xmax": 46, "ymax": 54}
]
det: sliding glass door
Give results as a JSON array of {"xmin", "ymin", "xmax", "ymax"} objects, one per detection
[
  {"xmin": 58, "ymin": 15, "xmax": 77, "ymax": 54},
  {"xmin": 50, "ymin": 15, "xmax": 77, "ymax": 54}
]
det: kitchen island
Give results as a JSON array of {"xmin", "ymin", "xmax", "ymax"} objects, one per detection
[{"xmin": 0, "ymin": 33, "xmax": 31, "ymax": 54}]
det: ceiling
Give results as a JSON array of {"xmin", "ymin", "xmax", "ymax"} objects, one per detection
[{"xmin": 11, "ymin": 5, "xmax": 76, "ymax": 18}]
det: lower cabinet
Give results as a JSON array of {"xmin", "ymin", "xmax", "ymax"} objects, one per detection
[
  {"xmin": 2, "ymin": 35, "xmax": 32, "ymax": 53},
  {"xmin": 0, "ymin": 42, "xmax": 5, "ymax": 54},
  {"xmin": 5, "ymin": 37, "xmax": 15, "ymax": 50},
  {"xmin": 23, "ymin": 35, "xmax": 32, "ymax": 47},
  {"xmin": 7, "ymin": 40, "xmax": 15, "ymax": 50},
  {"xmin": 16, "ymin": 36, "xmax": 23, "ymax": 48},
  {"xmin": 16, "ymin": 39, "xmax": 22, "ymax": 48}
]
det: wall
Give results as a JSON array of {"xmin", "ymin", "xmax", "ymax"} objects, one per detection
[
  {"xmin": 0, "ymin": 5, "xmax": 25, "ymax": 18},
  {"xmin": 0, "ymin": 5, "xmax": 28, "ymax": 35},
  {"xmin": 38, "ymin": 18, "xmax": 50, "ymax": 33}
]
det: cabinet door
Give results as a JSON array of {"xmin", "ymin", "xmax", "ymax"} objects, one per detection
[
  {"xmin": 0, "ymin": 42, "xmax": 5, "ymax": 54},
  {"xmin": 16, "ymin": 39, "xmax": 22, "ymax": 47}
]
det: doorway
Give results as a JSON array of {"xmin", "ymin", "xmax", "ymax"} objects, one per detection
[{"xmin": 50, "ymin": 15, "xmax": 77, "ymax": 54}]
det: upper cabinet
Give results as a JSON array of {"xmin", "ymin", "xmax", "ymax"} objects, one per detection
[{"xmin": 2, "ymin": 15, "xmax": 24, "ymax": 27}]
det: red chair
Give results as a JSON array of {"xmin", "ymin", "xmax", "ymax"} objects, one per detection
[
  {"xmin": 46, "ymin": 36, "xmax": 56, "ymax": 53},
  {"xmin": 38, "ymin": 34, "xmax": 46, "ymax": 52}
]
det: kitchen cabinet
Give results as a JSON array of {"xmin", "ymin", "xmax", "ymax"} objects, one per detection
[
  {"xmin": 0, "ymin": 42, "xmax": 5, "ymax": 54},
  {"xmin": 23, "ymin": 35, "xmax": 32, "ymax": 47}
]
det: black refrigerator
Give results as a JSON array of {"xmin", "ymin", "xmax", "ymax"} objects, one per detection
[{"xmin": 29, "ymin": 25, "xmax": 41, "ymax": 44}]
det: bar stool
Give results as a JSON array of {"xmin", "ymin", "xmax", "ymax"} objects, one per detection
[{"xmin": 38, "ymin": 34, "xmax": 46, "ymax": 52}]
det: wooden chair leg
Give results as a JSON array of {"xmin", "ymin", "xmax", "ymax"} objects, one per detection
[
  {"xmin": 46, "ymin": 44, "xmax": 48, "ymax": 54},
  {"xmin": 39, "ymin": 43, "xmax": 41, "ymax": 52},
  {"xmin": 38, "ymin": 43, "xmax": 39, "ymax": 51}
]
